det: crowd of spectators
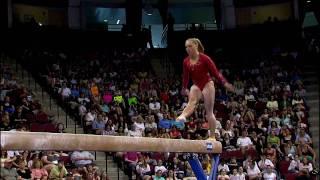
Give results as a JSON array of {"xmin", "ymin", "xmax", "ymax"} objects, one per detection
[
  {"xmin": 1, "ymin": 43, "xmax": 318, "ymax": 180},
  {"xmin": 1, "ymin": 55, "xmax": 108, "ymax": 179}
]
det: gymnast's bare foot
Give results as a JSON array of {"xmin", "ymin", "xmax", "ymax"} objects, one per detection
[{"xmin": 176, "ymin": 115, "xmax": 187, "ymax": 123}]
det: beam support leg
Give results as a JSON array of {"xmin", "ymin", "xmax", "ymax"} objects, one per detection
[
  {"xmin": 188, "ymin": 154, "xmax": 207, "ymax": 180},
  {"xmin": 209, "ymin": 154, "xmax": 220, "ymax": 180}
]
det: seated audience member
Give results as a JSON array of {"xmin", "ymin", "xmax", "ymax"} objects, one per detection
[
  {"xmin": 299, "ymin": 157, "xmax": 313, "ymax": 173},
  {"xmin": 262, "ymin": 165, "xmax": 277, "ymax": 180},
  {"xmin": 0, "ymin": 158, "xmax": 22, "ymax": 180},
  {"xmin": 124, "ymin": 151, "xmax": 139, "ymax": 179},
  {"xmin": 236, "ymin": 130, "xmax": 253, "ymax": 154},
  {"xmin": 154, "ymin": 169, "xmax": 165, "ymax": 180},
  {"xmin": 16, "ymin": 160, "xmax": 31, "ymax": 179},
  {"xmin": 83, "ymin": 164, "xmax": 100, "ymax": 180},
  {"xmin": 49, "ymin": 160, "xmax": 68, "ymax": 179},
  {"xmin": 258, "ymin": 154, "xmax": 274, "ymax": 171},
  {"xmin": 297, "ymin": 140, "xmax": 316, "ymax": 163},
  {"xmin": 136, "ymin": 157, "xmax": 151, "ymax": 179},
  {"xmin": 154, "ymin": 159, "xmax": 167, "ymax": 175},
  {"xmin": 288, "ymin": 154, "xmax": 300, "ymax": 173},
  {"xmin": 246, "ymin": 160, "xmax": 261, "ymax": 180},
  {"xmin": 217, "ymin": 169, "xmax": 230, "ymax": 180},
  {"xmin": 229, "ymin": 168, "xmax": 240, "ymax": 180},
  {"xmin": 92, "ymin": 114, "xmax": 106, "ymax": 135},
  {"xmin": 31, "ymin": 160, "xmax": 48, "ymax": 180},
  {"xmin": 295, "ymin": 127, "xmax": 312, "ymax": 146},
  {"xmin": 70, "ymin": 151, "xmax": 94, "ymax": 168}
]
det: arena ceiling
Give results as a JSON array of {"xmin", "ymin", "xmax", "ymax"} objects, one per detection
[{"xmin": 12, "ymin": 0, "xmax": 212, "ymax": 7}]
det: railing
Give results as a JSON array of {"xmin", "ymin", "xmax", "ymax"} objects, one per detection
[
  {"xmin": 14, "ymin": 56, "xmax": 126, "ymax": 180},
  {"xmin": 88, "ymin": 23, "xmax": 218, "ymax": 32},
  {"xmin": 15, "ymin": 58, "xmax": 77, "ymax": 133}
]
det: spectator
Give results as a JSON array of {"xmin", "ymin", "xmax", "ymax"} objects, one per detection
[
  {"xmin": 268, "ymin": 111, "xmax": 281, "ymax": 127},
  {"xmin": 229, "ymin": 168, "xmax": 239, "ymax": 180},
  {"xmin": 124, "ymin": 152, "xmax": 139, "ymax": 180},
  {"xmin": 84, "ymin": 109, "xmax": 97, "ymax": 131},
  {"xmin": 92, "ymin": 114, "xmax": 106, "ymax": 134},
  {"xmin": 283, "ymin": 141, "xmax": 297, "ymax": 157},
  {"xmin": 184, "ymin": 161, "xmax": 195, "ymax": 179},
  {"xmin": 292, "ymin": 93, "xmax": 304, "ymax": 106},
  {"xmin": 217, "ymin": 169, "xmax": 230, "ymax": 180},
  {"xmin": 227, "ymin": 157, "xmax": 239, "ymax": 172},
  {"xmin": 266, "ymin": 95, "xmax": 278, "ymax": 111},
  {"xmin": 218, "ymin": 159, "xmax": 230, "ymax": 173},
  {"xmin": 264, "ymin": 143, "xmax": 277, "ymax": 164},
  {"xmin": 136, "ymin": 157, "xmax": 151, "ymax": 179},
  {"xmin": 103, "ymin": 124, "xmax": 116, "ymax": 135},
  {"xmin": 250, "ymin": 131, "xmax": 264, "ymax": 154},
  {"xmin": 262, "ymin": 165, "xmax": 277, "ymax": 180},
  {"xmin": 28, "ymin": 153, "xmax": 39, "ymax": 169},
  {"xmin": 58, "ymin": 83, "xmax": 71, "ymax": 101},
  {"xmin": 149, "ymin": 97, "xmax": 161, "ymax": 114},
  {"xmin": 40, "ymin": 151, "xmax": 57, "ymax": 172},
  {"xmin": 56, "ymin": 123, "xmax": 66, "ymax": 133},
  {"xmin": 246, "ymin": 160, "xmax": 261, "ymax": 180},
  {"xmin": 278, "ymin": 95, "xmax": 291, "ymax": 111},
  {"xmin": 134, "ymin": 115, "xmax": 146, "ymax": 135},
  {"xmin": 31, "ymin": 159, "xmax": 48, "ymax": 180},
  {"xmin": 128, "ymin": 124, "xmax": 143, "ymax": 137},
  {"xmin": 288, "ymin": 154, "xmax": 300, "ymax": 173},
  {"xmin": 279, "ymin": 125, "xmax": 292, "ymax": 145},
  {"xmin": 145, "ymin": 115, "xmax": 157, "ymax": 133},
  {"xmin": 154, "ymin": 170, "xmax": 165, "ymax": 180},
  {"xmin": 16, "ymin": 160, "xmax": 31, "ymax": 179},
  {"xmin": 166, "ymin": 169, "xmax": 177, "ymax": 180},
  {"xmin": 237, "ymin": 166, "xmax": 246, "ymax": 180},
  {"xmin": 0, "ymin": 158, "xmax": 22, "ymax": 180},
  {"xmin": 297, "ymin": 141, "xmax": 316, "ymax": 163},
  {"xmin": 83, "ymin": 164, "xmax": 100, "ymax": 180},
  {"xmin": 49, "ymin": 160, "xmax": 68, "ymax": 179},
  {"xmin": 298, "ymin": 157, "xmax": 313, "ymax": 173},
  {"xmin": 170, "ymin": 125, "xmax": 182, "ymax": 139},
  {"xmin": 295, "ymin": 128, "xmax": 312, "ymax": 145},
  {"xmin": 236, "ymin": 130, "xmax": 253, "ymax": 154},
  {"xmin": 267, "ymin": 121, "xmax": 280, "ymax": 135},
  {"xmin": 70, "ymin": 151, "xmax": 94, "ymax": 168},
  {"xmin": 267, "ymin": 130, "xmax": 280, "ymax": 148},
  {"xmin": 280, "ymin": 109, "xmax": 292, "ymax": 128},
  {"xmin": 258, "ymin": 154, "xmax": 274, "ymax": 171},
  {"xmin": 154, "ymin": 159, "xmax": 167, "ymax": 175}
]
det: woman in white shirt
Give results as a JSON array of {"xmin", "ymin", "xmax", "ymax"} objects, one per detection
[
  {"xmin": 299, "ymin": 157, "xmax": 313, "ymax": 173},
  {"xmin": 246, "ymin": 160, "xmax": 261, "ymax": 180},
  {"xmin": 288, "ymin": 155, "xmax": 300, "ymax": 173},
  {"xmin": 262, "ymin": 165, "xmax": 277, "ymax": 180},
  {"xmin": 136, "ymin": 158, "xmax": 151, "ymax": 179},
  {"xmin": 266, "ymin": 95, "xmax": 278, "ymax": 111},
  {"xmin": 238, "ymin": 166, "xmax": 246, "ymax": 180}
]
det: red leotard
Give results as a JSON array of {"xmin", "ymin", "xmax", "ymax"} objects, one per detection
[{"xmin": 182, "ymin": 53, "xmax": 227, "ymax": 91}]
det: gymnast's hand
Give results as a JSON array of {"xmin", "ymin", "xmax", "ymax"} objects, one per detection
[
  {"xmin": 224, "ymin": 82, "xmax": 235, "ymax": 93},
  {"xmin": 181, "ymin": 88, "xmax": 190, "ymax": 96}
]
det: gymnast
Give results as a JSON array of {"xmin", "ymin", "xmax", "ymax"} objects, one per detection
[{"xmin": 176, "ymin": 38, "xmax": 235, "ymax": 140}]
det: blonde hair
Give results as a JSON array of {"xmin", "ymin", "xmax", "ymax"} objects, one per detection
[
  {"xmin": 186, "ymin": 38, "xmax": 205, "ymax": 53},
  {"xmin": 32, "ymin": 159, "xmax": 43, "ymax": 169}
]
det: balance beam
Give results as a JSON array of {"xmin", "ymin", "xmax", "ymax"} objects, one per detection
[{"xmin": 1, "ymin": 131, "xmax": 222, "ymax": 153}]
